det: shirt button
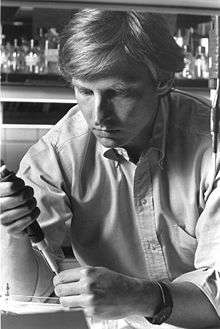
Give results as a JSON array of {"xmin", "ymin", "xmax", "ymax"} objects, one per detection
[
  {"xmin": 142, "ymin": 199, "xmax": 147, "ymax": 205},
  {"xmin": 147, "ymin": 242, "xmax": 157, "ymax": 251}
]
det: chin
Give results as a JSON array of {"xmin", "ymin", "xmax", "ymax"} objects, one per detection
[{"xmin": 97, "ymin": 137, "xmax": 123, "ymax": 149}]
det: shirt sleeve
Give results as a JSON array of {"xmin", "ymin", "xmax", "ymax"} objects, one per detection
[
  {"xmin": 17, "ymin": 133, "xmax": 73, "ymax": 297},
  {"xmin": 173, "ymin": 147, "xmax": 220, "ymax": 317}
]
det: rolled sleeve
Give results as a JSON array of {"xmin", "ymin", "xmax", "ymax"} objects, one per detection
[
  {"xmin": 173, "ymin": 268, "xmax": 220, "ymax": 317},
  {"xmin": 17, "ymin": 134, "xmax": 72, "ymax": 248},
  {"xmin": 17, "ymin": 134, "xmax": 73, "ymax": 297},
  {"xmin": 173, "ymin": 153, "xmax": 220, "ymax": 317}
]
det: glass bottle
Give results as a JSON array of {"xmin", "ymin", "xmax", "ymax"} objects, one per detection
[
  {"xmin": 20, "ymin": 38, "xmax": 29, "ymax": 72},
  {"xmin": 25, "ymin": 39, "xmax": 40, "ymax": 74},
  {"xmin": 10, "ymin": 38, "xmax": 21, "ymax": 72},
  {"xmin": 174, "ymin": 29, "xmax": 184, "ymax": 48},
  {"xmin": 182, "ymin": 45, "xmax": 195, "ymax": 79},
  {"xmin": 0, "ymin": 34, "xmax": 10, "ymax": 73},
  {"xmin": 37, "ymin": 28, "xmax": 47, "ymax": 74},
  {"xmin": 37, "ymin": 27, "xmax": 46, "ymax": 51},
  {"xmin": 199, "ymin": 22, "xmax": 209, "ymax": 57},
  {"xmin": 44, "ymin": 27, "xmax": 59, "ymax": 74},
  {"xmin": 194, "ymin": 45, "xmax": 209, "ymax": 79}
]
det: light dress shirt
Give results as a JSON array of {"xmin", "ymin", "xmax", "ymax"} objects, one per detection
[{"xmin": 17, "ymin": 89, "xmax": 220, "ymax": 329}]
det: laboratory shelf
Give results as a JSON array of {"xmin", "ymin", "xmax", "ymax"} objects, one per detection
[
  {"xmin": 1, "ymin": 83, "xmax": 209, "ymax": 104},
  {"xmin": 1, "ymin": 84, "xmax": 76, "ymax": 103},
  {"xmin": 2, "ymin": 0, "xmax": 220, "ymax": 15}
]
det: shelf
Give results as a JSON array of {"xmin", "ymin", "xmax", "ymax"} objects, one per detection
[
  {"xmin": 175, "ymin": 79, "xmax": 208, "ymax": 88},
  {"xmin": 1, "ymin": 73, "xmax": 67, "ymax": 85},
  {"xmin": 1, "ymin": 83, "xmax": 210, "ymax": 104},
  {"xmin": 1, "ymin": 84, "xmax": 76, "ymax": 103},
  {"xmin": 1, "ymin": 123, "xmax": 53, "ymax": 129},
  {"xmin": 175, "ymin": 87, "xmax": 209, "ymax": 100},
  {"xmin": 2, "ymin": 0, "xmax": 220, "ymax": 15},
  {"xmin": 174, "ymin": 79, "xmax": 210, "ymax": 100}
]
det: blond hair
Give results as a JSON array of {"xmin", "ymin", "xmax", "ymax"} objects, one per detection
[{"xmin": 59, "ymin": 9, "xmax": 184, "ymax": 85}]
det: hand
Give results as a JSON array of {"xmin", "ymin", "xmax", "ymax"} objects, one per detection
[
  {"xmin": 53, "ymin": 266, "xmax": 159, "ymax": 319},
  {"xmin": 0, "ymin": 172, "xmax": 40, "ymax": 237}
]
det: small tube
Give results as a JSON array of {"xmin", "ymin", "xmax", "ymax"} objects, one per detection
[{"xmin": 36, "ymin": 240, "xmax": 59, "ymax": 275}]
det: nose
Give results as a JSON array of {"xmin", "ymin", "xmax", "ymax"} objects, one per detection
[{"xmin": 93, "ymin": 93, "xmax": 111, "ymax": 126}]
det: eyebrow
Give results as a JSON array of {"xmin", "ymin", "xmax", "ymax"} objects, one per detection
[
  {"xmin": 112, "ymin": 81, "xmax": 141, "ymax": 89},
  {"xmin": 71, "ymin": 79, "xmax": 142, "ymax": 90}
]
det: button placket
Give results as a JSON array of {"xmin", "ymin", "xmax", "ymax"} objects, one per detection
[{"xmin": 134, "ymin": 156, "xmax": 168, "ymax": 280}]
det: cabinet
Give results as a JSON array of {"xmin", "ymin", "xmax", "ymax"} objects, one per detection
[{"xmin": 1, "ymin": 3, "xmax": 77, "ymax": 170}]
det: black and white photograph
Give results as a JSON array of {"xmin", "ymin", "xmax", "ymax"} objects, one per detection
[{"xmin": 0, "ymin": 1, "xmax": 220, "ymax": 328}]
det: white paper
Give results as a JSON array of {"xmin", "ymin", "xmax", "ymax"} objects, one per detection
[{"xmin": 0, "ymin": 297, "xmax": 70, "ymax": 314}]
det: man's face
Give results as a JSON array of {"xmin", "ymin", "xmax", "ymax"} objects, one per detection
[{"xmin": 72, "ymin": 69, "xmax": 158, "ymax": 151}]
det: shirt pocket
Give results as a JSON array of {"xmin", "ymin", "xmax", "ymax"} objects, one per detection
[{"xmin": 171, "ymin": 224, "xmax": 197, "ymax": 267}]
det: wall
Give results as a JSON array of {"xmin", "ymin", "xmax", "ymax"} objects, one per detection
[{"xmin": 1, "ymin": 125, "xmax": 50, "ymax": 172}]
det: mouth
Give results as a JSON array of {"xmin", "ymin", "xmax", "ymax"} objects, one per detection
[
  {"xmin": 93, "ymin": 127, "xmax": 120, "ymax": 132},
  {"xmin": 92, "ymin": 128, "xmax": 120, "ymax": 138}
]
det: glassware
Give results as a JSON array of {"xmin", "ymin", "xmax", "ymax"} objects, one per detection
[
  {"xmin": 9, "ymin": 39, "xmax": 22, "ymax": 72},
  {"xmin": 25, "ymin": 39, "xmax": 40, "ymax": 74},
  {"xmin": 182, "ymin": 45, "xmax": 195, "ymax": 79},
  {"xmin": 44, "ymin": 27, "xmax": 59, "ymax": 74},
  {"xmin": 194, "ymin": 45, "xmax": 209, "ymax": 79},
  {"xmin": 0, "ymin": 35, "xmax": 10, "ymax": 73}
]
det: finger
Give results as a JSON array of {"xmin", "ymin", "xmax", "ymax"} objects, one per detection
[
  {"xmin": 0, "ymin": 198, "xmax": 37, "ymax": 225},
  {"xmin": 59, "ymin": 294, "xmax": 94, "ymax": 308},
  {"xmin": 0, "ymin": 178, "xmax": 25, "ymax": 197},
  {"xmin": 0, "ymin": 186, "xmax": 34, "ymax": 211},
  {"xmin": 53, "ymin": 268, "xmax": 83, "ymax": 286},
  {"xmin": 83, "ymin": 306, "xmax": 97, "ymax": 318},
  {"xmin": 5, "ymin": 207, "xmax": 40, "ymax": 235},
  {"xmin": 55, "ymin": 281, "xmax": 82, "ymax": 297}
]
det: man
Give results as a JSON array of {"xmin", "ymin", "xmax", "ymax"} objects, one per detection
[{"xmin": 0, "ymin": 9, "xmax": 220, "ymax": 329}]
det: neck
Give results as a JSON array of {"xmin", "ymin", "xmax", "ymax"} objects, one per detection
[
  {"xmin": 124, "ymin": 116, "xmax": 157, "ymax": 164},
  {"xmin": 126, "ymin": 149, "xmax": 141, "ymax": 164},
  {"xmin": 124, "ymin": 128, "xmax": 152, "ymax": 163},
  {"xmin": 125, "ymin": 98, "xmax": 160, "ymax": 163}
]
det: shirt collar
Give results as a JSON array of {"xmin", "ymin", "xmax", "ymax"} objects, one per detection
[
  {"xmin": 101, "ymin": 93, "xmax": 171, "ymax": 167},
  {"xmin": 148, "ymin": 93, "xmax": 171, "ymax": 167}
]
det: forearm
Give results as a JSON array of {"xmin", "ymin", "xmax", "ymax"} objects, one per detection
[
  {"xmin": 0, "ymin": 228, "xmax": 53, "ymax": 299},
  {"xmin": 132, "ymin": 279, "xmax": 220, "ymax": 328},
  {"xmin": 166, "ymin": 281, "xmax": 220, "ymax": 329},
  {"xmin": 53, "ymin": 266, "xmax": 220, "ymax": 327}
]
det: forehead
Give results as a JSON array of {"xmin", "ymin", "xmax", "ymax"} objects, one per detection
[{"xmin": 72, "ymin": 68, "xmax": 153, "ymax": 90}]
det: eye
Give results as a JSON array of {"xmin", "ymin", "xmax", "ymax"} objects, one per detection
[
  {"xmin": 114, "ymin": 88, "xmax": 139, "ymax": 98},
  {"xmin": 77, "ymin": 87, "xmax": 93, "ymax": 96},
  {"xmin": 116, "ymin": 89, "xmax": 130, "ymax": 97}
]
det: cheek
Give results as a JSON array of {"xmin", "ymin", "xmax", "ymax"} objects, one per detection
[
  {"xmin": 119, "ymin": 100, "xmax": 155, "ymax": 133},
  {"xmin": 112, "ymin": 98, "xmax": 138, "ymax": 122},
  {"xmin": 77, "ymin": 98, "xmax": 94, "ymax": 125},
  {"xmin": 117, "ymin": 99, "xmax": 149, "ymax": 128}
]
